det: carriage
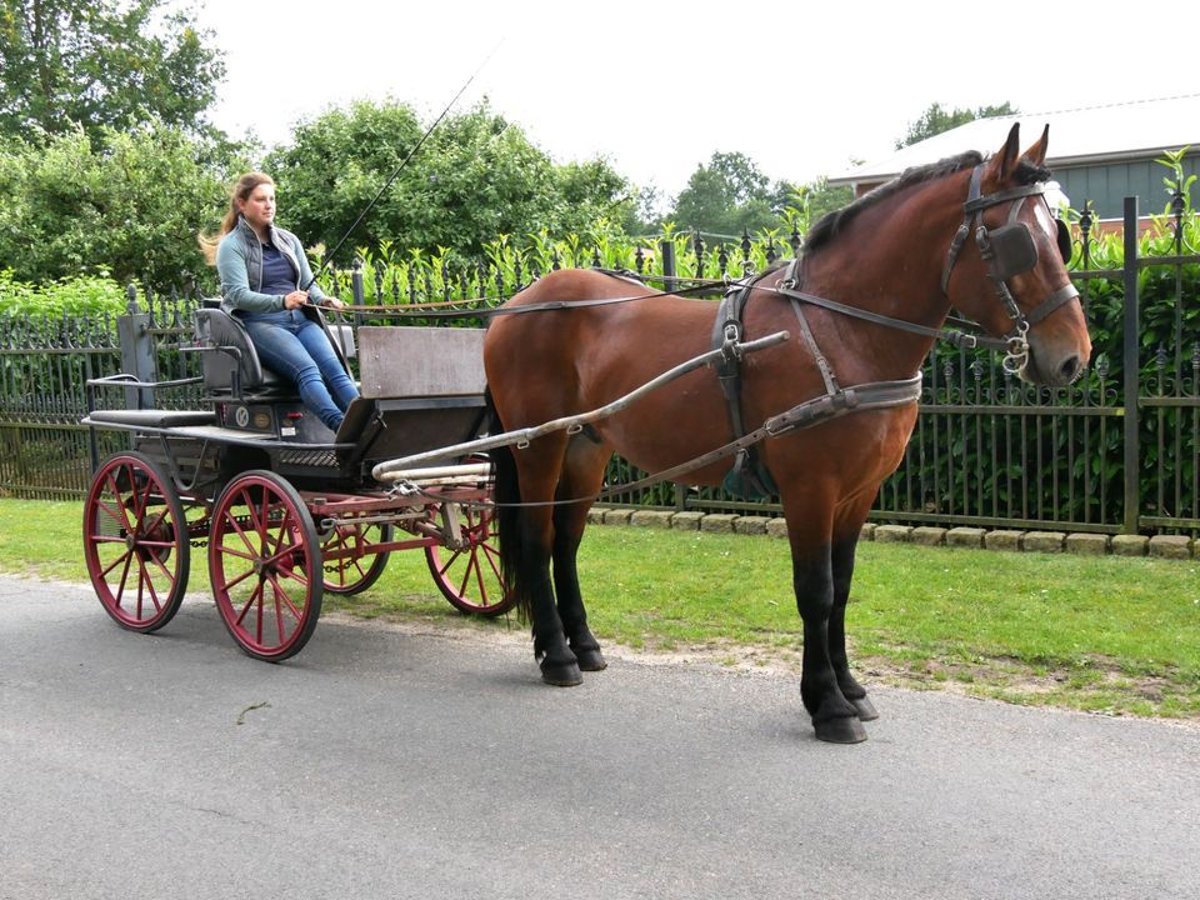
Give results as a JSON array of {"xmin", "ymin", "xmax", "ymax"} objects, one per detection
[{"xmin": 81, "ymin": 305, "xmax": 513, "ymax": 662}]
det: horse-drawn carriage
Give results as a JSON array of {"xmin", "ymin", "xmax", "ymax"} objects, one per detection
[
  {"xmin": 81, "ymin": 124, "xmax": 1093, "ymax": 742},
  {"xmin": 82, "ymin": 306, "xmax": 512, "ymax": 662}
]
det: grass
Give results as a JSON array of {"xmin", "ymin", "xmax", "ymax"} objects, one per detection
[{"xmin": 4, "ymin": 498, "xmax": 1198, "ymax": 719}]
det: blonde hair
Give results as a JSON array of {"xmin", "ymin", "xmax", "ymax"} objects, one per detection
[{"xmin": 198, "ymin": 172, "xmax": 276, "ymax": 265}]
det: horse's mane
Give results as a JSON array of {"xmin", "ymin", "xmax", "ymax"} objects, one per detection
[{"xmin": 803, "ymin": 151, "xmax": 1054, "ymax": 256}]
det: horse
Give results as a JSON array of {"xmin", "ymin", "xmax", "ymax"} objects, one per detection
[{"xmin": 482, "ymin": 123, "xmax": 1092, "ymax": 743}]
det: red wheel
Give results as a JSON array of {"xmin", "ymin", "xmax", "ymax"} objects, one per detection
[
  {"xmin": 425, "ymin": 502, "xmax": 514, "ymax": 616},
  {"xmin": 208, "ymin": 471, "xmax": 322, "ymax": 662},
  {"xmin": 83, "ymin": 451, "xmax": 189, "ymax": 633},
  {"xmin": 321, "ymin": 521, "xmax": 392, "ymax": 595}
]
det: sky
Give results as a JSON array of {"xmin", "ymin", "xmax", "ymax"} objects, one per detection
[{"xmin": 196, "ymin": 0, "xmax": 1183, "ymax": 203}]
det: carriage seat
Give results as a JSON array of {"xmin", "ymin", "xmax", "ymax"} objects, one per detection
[{"xmin": 194, "ymin": 306, "xmax": 356, "ymax": 398}]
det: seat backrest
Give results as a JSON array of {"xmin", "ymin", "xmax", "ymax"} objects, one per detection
[{"xmin": 194, "ymin": 307, "xmax": 269, "ymax": 392}]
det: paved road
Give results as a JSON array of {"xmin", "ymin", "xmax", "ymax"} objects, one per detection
[{"xmin": 2, "ymin": 574, "xmax": 1198, "ymax": 899}]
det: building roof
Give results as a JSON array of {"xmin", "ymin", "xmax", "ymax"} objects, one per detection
[{"xmin": 829, "ymin": 93, "xmax": 1200, "ymax": 189}]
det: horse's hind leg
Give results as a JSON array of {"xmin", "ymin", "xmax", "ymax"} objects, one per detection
[
  {"xmin": 551, "ymin": 434, "xmax": 612, "ymax": 672},
  {"xmin": 512, "ymin": 434, "xmax": 583, "ymax": 686}
]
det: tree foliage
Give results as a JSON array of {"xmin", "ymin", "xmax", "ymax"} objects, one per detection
[
  {"xmin": 263, "ymin": 99, "xmax": 634, "ymax": 264},
  {"xmin": 671, "ymin": 151, "xmax": 780, "ymax": 236},
  {"xmin": 896, "ymin": 101, "xmax": 1017, "ymax": 149},
  {"xmin": 0, "ymin": 122, "xmax": 245, "ymax": 287},
  {"xmin": 0, "ymin": 0, "xmax": 225, "ymax": 143}
]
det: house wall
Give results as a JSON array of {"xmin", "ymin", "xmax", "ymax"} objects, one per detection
[{"xmin": 1055, "ymin": 154, "xmax": 1199, "ymax": 221}]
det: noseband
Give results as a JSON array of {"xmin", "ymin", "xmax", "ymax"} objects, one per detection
[{"xmin": 941, "ymin": 165, "xmax": 1079, "ymax": 373}]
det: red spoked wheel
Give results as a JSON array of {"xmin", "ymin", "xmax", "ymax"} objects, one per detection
[
  {"xmin": 83, "ymin": 451, "xmax": 190, "ymax": 633},
  {"xmin": 424, "ymin": 502, "xmax": 515, "ymax": 617},
  {"xmin": 208, "ymin": 470, "xmax": 322, "ymax": 662},
  {"xmin": 321, "ymin": 521, "xmax": 392, "ymax": 595}
]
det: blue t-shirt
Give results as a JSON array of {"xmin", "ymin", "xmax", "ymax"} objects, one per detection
[{"xmin": 260, "ymin": 243, "xmax": 298, "ymax": 296}]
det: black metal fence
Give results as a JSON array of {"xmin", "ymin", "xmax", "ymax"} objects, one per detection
[{"xmin": 1, "ymin": 198, "xmax": 1196, "ymax": 537}]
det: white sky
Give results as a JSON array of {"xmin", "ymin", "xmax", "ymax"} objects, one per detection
[{"xmin": 197, "ymin": 0, "xmax": 1182, "ymax": 201}]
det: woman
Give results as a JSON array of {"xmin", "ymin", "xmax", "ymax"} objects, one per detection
[{"xmin": 200, "ymin": 172, "xmax": 359, "ymax": 433}]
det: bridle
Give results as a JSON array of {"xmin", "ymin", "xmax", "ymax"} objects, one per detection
[
  {"xmin": 772, "ymin": 162, "xmax": 1080, "ymax": 375},
  {"xmin": 941, "ymin": 164, "xmax": 1079, "ymax": 373}
]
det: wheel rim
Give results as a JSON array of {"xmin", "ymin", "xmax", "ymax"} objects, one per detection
[
  {"xmin": 321, "ymin": 521, "xmax": 392, "ymax": 595},
  {"xmin": 83, "ymin": 452, "xmax": 189, "ymax": 632},
  {"xmin": 425, "ymin": 504, "xmax": 514, "ymax": 616},
  {"xmin": 208, "ymin": 472, "xmax": 322, "ymax": 661}
]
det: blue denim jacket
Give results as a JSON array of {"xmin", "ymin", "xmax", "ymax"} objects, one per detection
[{"xmin": 216, "ymin": 217, "xmax": 327, "ymax": 315}]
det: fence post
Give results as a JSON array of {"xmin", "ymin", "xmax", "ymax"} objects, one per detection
[
  {"xmin": 1122, "ymin": 197, "xmax": 1140, "ymax": 534},
  {"xmin": 117, "ymin": 285, "xmax": 157, "ymax": 410},
  {"xmin": 659, "ymin": 239, "xmax": 687, "ymax": 512},
  {"xmin": 660, "ymin": 238, "xmax": 677, "ymax": 295}
]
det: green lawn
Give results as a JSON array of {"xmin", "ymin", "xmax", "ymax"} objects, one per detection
[{"xmin": 4, "ymin": 498, "xmax": 1198, "ymax": 718}]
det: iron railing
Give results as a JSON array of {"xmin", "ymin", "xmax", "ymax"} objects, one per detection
[{"xmin": 0, "ymin": 198, "xmax": 1196, "ymax": 536}]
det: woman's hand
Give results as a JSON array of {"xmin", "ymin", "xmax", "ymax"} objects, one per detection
[
  {"xmin": 283, "ymin": 290, "xmax": 308, "ymax": 310},
  {"xmin": 320, "ymin": 296, "xmax": 347, "ymax": 311}
]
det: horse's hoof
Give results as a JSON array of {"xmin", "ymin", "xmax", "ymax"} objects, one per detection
[
  {"xmin": 851, "ymin": 696, "xmax": 879, "ymax": 721},
  {"xmin": 540, "ymin": 660, "xmax": 583, "ymax": 687},
  {"xmin": 814, "ymin": 716, "xmax": 868, "ymax": 744},
  {"xmin": 574, "ymin": 647, "xmax": 607, "ymax": 671}
]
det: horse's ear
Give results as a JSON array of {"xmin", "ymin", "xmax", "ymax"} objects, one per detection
[
  {"xmin": 987, "ymin": 122, "xmax": 1023, "ymax": 181},
  {"xmin": 1023, "ymin": 124, "xmax": 1050, "ymax": 167}
]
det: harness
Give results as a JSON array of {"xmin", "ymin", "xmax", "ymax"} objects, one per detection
[{"xmin": 708, "ymin": 163, "xmax": 1079, "ymax": 498}]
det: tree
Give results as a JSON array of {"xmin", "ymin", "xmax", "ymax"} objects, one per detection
[
  {"xmin": 896, "ymin": 102, "xmax": 1017, "ymax": 149},
  {"xmin": 0, "ymin": 0, "xmax": 225, "ymax": 142},
  {"xmin": 264, "ymin": 99, "xmax": 634, "ymax": 262},
  {"xmin": 0, "ymin": 122, "xmax": 246, "ymax": 288},
  {"xmin": 671, "ymin": 151, "xmax": 779, "ymax": 236}
]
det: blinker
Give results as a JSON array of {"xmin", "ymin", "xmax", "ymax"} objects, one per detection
[
  {"xmin": 986, "ymin": 223, "xmax": 1039, "ymax": 281},
  {"xmin": 1055, "ymin": 218, "xmax": 1072, "ymax": 262}
]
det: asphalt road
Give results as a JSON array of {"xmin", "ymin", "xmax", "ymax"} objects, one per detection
[{"xmin": 2, "ymin": 574, "xmax": 1198, "ymax": 899}]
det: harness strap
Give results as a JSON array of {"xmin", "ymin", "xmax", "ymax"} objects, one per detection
[
  {"xmin": 788, "ymin": 296, "xmax": 840, "ymax": 396},
  {"xmin": 710, "ymin": 277, "xmax": 777, "ymax": 498},
  {"xmin": 596, "ymin": 374, "xmax": 923, "ymax": 500},
  {"xmin": 1023, "ymin": 281, "xmax": 1080, "ymax": 326},
  {"xmin": 773, "ymin": 284, "xmax": 1009, "ymax": 352}
]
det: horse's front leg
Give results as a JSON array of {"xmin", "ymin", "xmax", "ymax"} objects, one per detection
[
  {"xmin": 830, "ymin": 534, "xmax": 877, "ymax": 722},
  {"xmin": 791, "ymin": 541, "xmax": 867, "ymax": 744}
]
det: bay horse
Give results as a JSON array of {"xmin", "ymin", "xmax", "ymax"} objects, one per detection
[{"xmin": 482, "ymin": 124, "xmax": 1091, "ymax": 743}]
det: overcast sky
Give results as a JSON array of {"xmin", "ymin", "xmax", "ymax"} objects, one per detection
[{"xmin": 197, "ymin": 0, "xmax": 1182, "ymax": 200}]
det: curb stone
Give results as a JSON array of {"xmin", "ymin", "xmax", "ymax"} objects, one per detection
[{"xmin": 585, "ymin": 511, "xmax": 1195, "ymax": 561}]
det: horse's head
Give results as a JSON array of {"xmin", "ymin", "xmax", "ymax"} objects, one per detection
[{"xmin": 942, "ymin": 123, "xmax": 1091, "ymax": 386}]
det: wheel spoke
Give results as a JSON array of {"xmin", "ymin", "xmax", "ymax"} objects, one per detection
[
  {"xmin": 235, "ymin": 579, "xmax": 264, "ymax": 629},
  {"xmin": 226, "ymin": 495, "xmax": 261, "ymax": 557},
  {"xmin": 436, "ymin": 546, "xmax": 465, "ymax": 578},
  {"xmin": 137, "ymin": 561, "xmax": 163, "ymax": 615},
  {"xmin": 98, "ymin": 546, "xmax": 135, "ymax": 580}
]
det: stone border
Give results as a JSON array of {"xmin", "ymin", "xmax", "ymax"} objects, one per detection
[{"xmin": 586, "ymin": 506, "xmax": 1197, "ymax": 560}]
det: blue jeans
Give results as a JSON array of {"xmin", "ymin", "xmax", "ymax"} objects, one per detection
[{"xmin": 241, "ymin": 310, "xmax": 359, "ymax": 431}]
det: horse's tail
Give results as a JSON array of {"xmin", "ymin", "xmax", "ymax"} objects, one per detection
[{"xmin": 485, "ymin": 386, "xmax": 530, "ymax": 620}]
